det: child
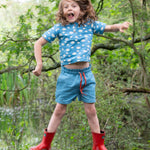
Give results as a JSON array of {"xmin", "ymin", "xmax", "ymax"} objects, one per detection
[{"xmin": 30, "ymin": 0, "xmax": 131, "ymax": 150}]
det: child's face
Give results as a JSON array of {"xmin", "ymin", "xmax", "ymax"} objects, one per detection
[{"xmin": 62, "ymin": 0, "xmax": 80, "ymax": 23}]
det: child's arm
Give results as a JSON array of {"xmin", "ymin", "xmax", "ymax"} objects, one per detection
[
  {"xmin": 104, "ymin": 22, "xmax": 131, "ymax": 32},
  {"xmin": 32, "ymin": 37, "xmax": 48, "ymax": 76}
]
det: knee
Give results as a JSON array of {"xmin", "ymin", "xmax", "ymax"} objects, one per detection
[
  {"xmin": 54, "ymin": 104, "xmax": 67, "ymax": 118},
  {"xmin": 85, "ymin": 106, "xmax": 97, "ymax": 119}
]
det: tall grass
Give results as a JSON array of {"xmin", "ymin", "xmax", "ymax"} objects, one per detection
[{"xmin": 0, "ymin": 70, "xmax": 38, "ymax": 106}]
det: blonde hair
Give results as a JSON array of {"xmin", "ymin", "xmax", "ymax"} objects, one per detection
[{"xmin": 56, "ymin": 0, "xmax": 97, "ymax": 26}]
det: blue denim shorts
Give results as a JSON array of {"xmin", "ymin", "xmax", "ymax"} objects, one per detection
[{"xmin": 55, "ymin": 65, "xmax": 96, "ymax": 104}]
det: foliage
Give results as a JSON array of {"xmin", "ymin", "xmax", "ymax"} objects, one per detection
[{"xmin": 0, "ymin": 0, "xmax": 150, "ymax": 149}]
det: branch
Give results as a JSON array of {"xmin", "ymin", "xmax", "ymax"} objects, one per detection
[
  {"xmin": 96, "ymin": 34, "xmax": 131, "ymax": 46},
  {"xmin": 0, "ymin": 65, "xmax": 26, "ymax": 74},
  {"xmin": 128, "ymin": 0, "xmax": 136, "ymax": 43},
  {"xmin": 91, "ymin": 43, "xmax": 120, "ymax": 55},
  {"xmin": 134, "ymin": 33, "xmax": 150, "ymax": 43},
  {"xmin": 0, "ymin": 37, "xmax": 38, "ymax": 46},
  {"xmin": 91, "ymin": 33, "xmax": 150, "ymax": 55},
  {"xmin": 121, "ymin": 88, "xmax": 150, "ymax": 94},
  {"xmin": 42, "ymin": 63, "xmax": 61, "ymax": 72},
  {"xmin": 42, "ymin": 54, "xmax": 59, "ymax": 64},
  {"xmin": 0, "ymin": 32, "xmax": 150, "ymax": 74},
  {"xmin": 0, "ymin": 56, "xmax": 34, "ymax": 74},
  {"xmin": 22, "ymin": 62, "xmax": 61, "ymax": 74},
  {"xmin": 1, "ymin": 33, "xmax": 150, "ymax": 74},
  {"xmin": 96, "ymin": 0, "xmax": 104, "ymax": 16},
  {"xmin": 22, "ymin": 55, "xmax": 61, "ymax": 74}
]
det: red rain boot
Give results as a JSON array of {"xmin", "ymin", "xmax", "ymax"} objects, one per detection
[
  {"xmin": 30, "ymin": 129, "xmax": 55, "ymax": 150},
  {"xmin": 92, "ymin": 131, "xmax": 107, "ymax": 150}
]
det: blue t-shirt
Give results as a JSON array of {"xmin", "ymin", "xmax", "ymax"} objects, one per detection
[{"xmin": 42, "ymin": 21, "xmax": 106, "ymax": 66}]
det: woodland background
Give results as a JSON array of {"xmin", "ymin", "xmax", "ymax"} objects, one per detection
[{"xmin": 0, "ymin": 0, "xmax": 150, "ymax": 149}]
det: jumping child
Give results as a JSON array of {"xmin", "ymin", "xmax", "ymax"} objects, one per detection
[{"xmin": 30, "ymin": 0, "xmax": 131, "ymax": 149}]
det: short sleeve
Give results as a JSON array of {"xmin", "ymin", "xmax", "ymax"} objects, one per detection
[
  {"xmin": 42, "ymin": 24, "xmax": 60, "ymax": 43},
  {"xmin": 92, "ymin": 21, "xmax": 106, "ymax": 34}
]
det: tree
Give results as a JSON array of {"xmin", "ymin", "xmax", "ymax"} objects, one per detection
[{"xmin": 0, "ymin": 0, "xmax": 150, "ymax": 149}]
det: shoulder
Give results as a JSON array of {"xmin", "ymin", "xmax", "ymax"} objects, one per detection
[
  {"xmin": 90, "ymin": 21, "xmax": 106, "ymax": 34},
  {"xmin": 91, "ymin": 21, "xmax": 106, "ymax": 27},
  {"xmin": 51, "ymin": 23, "xmax": 62, "ymax": 31},
  {"xmin": 83, "ymin": 20, "xmax": 105, "ymax": 28},
  {"xmin": 45, "ymin": 23, "xmax": 64, "ymax": 35}
]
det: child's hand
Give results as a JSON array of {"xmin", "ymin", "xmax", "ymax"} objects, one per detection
[
  {"xmin": 32, "ymin": 65, "xmax": 42, "ymax": 76},
  {"xmin": 119, "ymin": 22, "xmax": 132, "ymax": 33}
]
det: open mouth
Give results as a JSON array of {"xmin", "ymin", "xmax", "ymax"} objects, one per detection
[{"xmin": 68, "ymin": 13, "xmax": 74, "ymax": 17}]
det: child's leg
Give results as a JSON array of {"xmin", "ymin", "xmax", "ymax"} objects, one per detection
[
  {"xmin": 30, "ymin": 103, "xmax": 67, "ymax": 150},
  {"xmin": 84, "ymin": 103, "xmax": 107, "ymax": 150},
  {"xmin": 84, "ymin": 103, "xmax": 100, "ymax": 133},
  {"xmin": 47, "ymin": 103, "xmax": 67, "ymax": 132}
]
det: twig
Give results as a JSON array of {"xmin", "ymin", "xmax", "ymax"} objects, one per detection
[
  {"xmin": 96, "ymin": 0, "xmax": 104, "ymax": 16},
  {"xmin": 103, "ymin": 118, "xmax": 110, "ymax": 130},
  {"xmin": 128, "ymin": 0, "xmax": 136, "ymax": 43}
]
